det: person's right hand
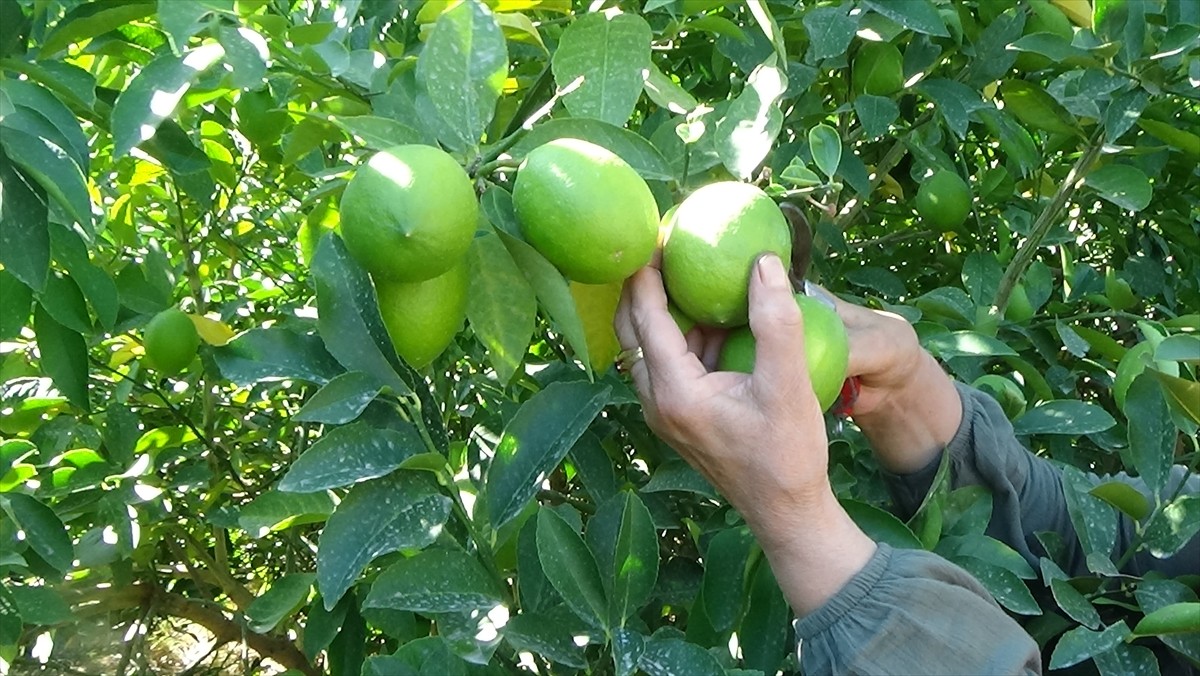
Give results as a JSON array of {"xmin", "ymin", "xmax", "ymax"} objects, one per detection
[{"xmin": 826, "ymin": 296, "xmax": 924, "ymax": 418}]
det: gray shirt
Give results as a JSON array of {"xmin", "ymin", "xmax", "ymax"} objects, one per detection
[{"xmin": 794, "ymin": 382, "xmax": 1199, "ymax": 674}]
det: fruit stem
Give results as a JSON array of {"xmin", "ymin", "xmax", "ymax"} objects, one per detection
[
  {"xmin": 475, "ymin": 157, "xmax": 521, "ymax": 178},
  {"xmin": 989, "ymin": 129, "xmax": 1105, "ymax": 318}
]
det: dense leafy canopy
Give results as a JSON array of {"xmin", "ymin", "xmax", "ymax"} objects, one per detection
[{"xmin": 1, "ymin": 0, "xmax": 1198, "ymax": 674}]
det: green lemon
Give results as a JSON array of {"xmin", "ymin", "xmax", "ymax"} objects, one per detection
[
  {"xmin": 716, "ymin": 295, "xmax": 849, "ymax": 411},
  {"xmin": 1015, "ymin": 1, "xmax": 1074, "ymax": 71},
  {"xmin": 662, "ymin": 182, "xmax": 792, "ymax": 328},
  {"xmin": 144, "ymin": 308, "xmax": 200, "ymax": 375},
  {"xmin": 915, "ymin": 170, "xmax": 972, "ymax": 233},
  {"xmin": 513, "ymin": 138, "xmax": 659, "ymax": 284},
  {"xmin": 972, "ymin": 374, "xmax": 1028, "ymax": 419},
  {"xmin": 852, "ymin": 41, "xmax": 905, "ymax": 97},
  {"xmin": 376, "ymin": 260, "xmax": 469, "ymax": 369},
  {"xmin": 1005, "ymin": 283, "xmax": 1036, "ymax": 323},
  {"xmin": 340, "ymin": 144, "xmax": 478, "ymax": 282}
]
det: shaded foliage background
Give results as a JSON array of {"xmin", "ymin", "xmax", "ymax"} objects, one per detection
[{"xmin": 0, "ymin": 0, "xmax": 1198, "ymax": 673}]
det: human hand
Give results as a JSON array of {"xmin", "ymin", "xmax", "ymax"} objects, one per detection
[
  {"xmin": 820, "ymin": 293, "xmax": 924, "ymax": 418},
  {"xmin": 614, "ymin": 254, "xmax": 877, "ymax": 613},
  {"xmin": 613, "ymin": 254, "xmax": 833, "ymax": 531}
]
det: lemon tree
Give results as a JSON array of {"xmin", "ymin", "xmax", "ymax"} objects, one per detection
[{"xmin": 1, "ymin": 1, "xmax": 1197, "ymax": 673}]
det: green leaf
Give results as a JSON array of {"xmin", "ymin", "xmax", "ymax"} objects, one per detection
[
  {"xmin": 111, "ymin": 43, "xmax": 225, "ymax": 158},
  {"xmin": 0, "ymin": 125, "xmax": 91, "ymax": 232},
  {"xmin": 1008, "ymin": 32, "xmax": 1090, "ymax": 63},
  {"xmin": 1155, "ymin": 335, "xmax": 1200, "ymax": 363},
  {"xmin": 612, "ymin": 627, "xmax": 645, "ymax": 676},
  {"xmin": 0, "ymin": 79, "xmax": 90, "ymax": 171},
  {"xmin": 1084, "ymin": 164, "xmax": 1153, "ymax": 211},
  {"xmin": 1051, "ymin": 579, "xmax": 1101, "ymax": 629},
  {"xmin": 641, "ymin": 459, "xmax": 718, "ymax": 499},
  {"xmin": 10, "ymin": 585, "xmax": 72, "ymax": 626},
  {"xmin": 1013, "ymin": 400, "xmax": 1117, "ymax": 435},
  {"xmin": 517, "ymin": 517, "xmax": 559, "ymax": 614},
  {"xmin": 38, "ymin": 272, "xmax": 91, "ymax": 335},
  {"xmin": 279, "ymin": 422, "xmax": 424, "ymax": 493},
  {"xmin": 33, "ymin": 304, "xmax": 89, "ymax": 412},
  {"xmin": 998, "ymin": 79, "xmax": 1080, "ymax": 136},
  {"xmin": 1056, "ymin": 320, "xmax": 1089, "ymax": 358},
  {"xmin": 808, "ymin": 124, "xmax": 841, "ymax": 178},
  {"xmin": 1151, "ymin": 370, "xmax": 1200, "ymax": 426},
  {"xmin": 509, "ymin": 118, "xmax": 674, "ymax": 181},
  {"xmin": 214, "ymin": 328, "xmax": 343, "ymax": 386},
  {"xmin": 552, "ymin": 13, "xmax": 652, "ymax": 127},
  {"xmin": 978, "ymin": 107, "xmax": 1039, "ymax": 177},
  {"xmin": 740, "ymin": 560, "xmax": 790, "ymax": 674},
  {"xmin": 39, "ymin": 0, "xmax": 157, "ymax": 56},
  {"xmin": 2, "ymin": 494, "xmax": 73, "ymax": 572},
  {"xmin": 862, "ymin": 0, "xmax": 949, "ymax": 36},
  {"xmin": 486, "ymin": 381, "xmax": 609, "ymax": 530},
  {"xmin": 364, "ymin": 636, "xmax": 468, "ymax": 676},
  {"xmin": 955, "ymin": 557, "xmax": 1040, "ymax": 615},
  {"xmin": 294, "ymin": 372, "xmax": 384, "ymax": 425},
  {"xmin": 1125, "ymin": 374, "xmax": 1174, "ymax": 493},
  {"xmin": 502, "ymin": 612, "xmax": 588, "ymax": 668},
  {"xmin": 802, "ymin": 5, "xmax": 856, "ymax": 63},
  {"xmin": 923, "ymin": 331, "xmax": 1018, "ymax": 359},
  {"xmin": 466, "ymin": 228, "xmax": 536, "ymax": 384},
  {"xmin": 1093, "ymin": 642, "xmax": 1159, "ymax": 676},
  {"xmin": 1132, "ymin": 602, "xmax": 1200, "ymax": 637},
  {"xmin": 918, "ymin": 78, "xmax": 986, "ymax": 139},
  {"xmin": 245, "ymin": 573, "xmax": 314, "ymax": 633},
  {"xmin": 496, "ymin": 229, "xmax": 593, "ymax": 375},
  {"xmin": 49, "ymin": 225, "xmax": 118, "ymax": 331},
  {"xmin": 0, "ymin": 159, "xmax": 49, "ymax": 292},
  {"xmin": 416, "ymin": 0, "xmax": 507, "ymax": 149},
  {"xmin": 325, "ymin": 115, "xmax": 425, "ymax": 151},
  {"xmin": 1089, "ymin": 481, "xmax": 1150, "ymax": 521},
  {"xmin": 1061, "ymin": 466, "xmax": 1119, "ymax": 562},
  {"xmin": 585, "ymin": 491, "xmax": 659, "ymax": 628},
  {"xmin": 638, "ymin": 637, "xmax": 724, "ymax": 676},
  {"xmin": 302, "ymin": 594, "xmax": 349, "ymax": 662},
  {"xmin": 365, "ymin": 548, "xmax": 503, "ymax": 613},
  {"xmin": 853, "ymin": 94, "xmax": 899, "ymax": 139},
  {"xmin": 216, "ymin": 23, "xmax": 268, "ymax": 89},
  {"xmin": 716, "ymin": 56, "xmax": 786, "ymax": 179},
  {"xmin": 237, "ymin": 490, "xmax": 335, "ymax": 536},
  {"xmin": 701, "ymin": 527, "xmax": 754, "ymax": 633},
  {"xmin": 1138, "ymin": 118, "xmax": 1200, "ymax": 160},
  {"xmin": 536, "ymin": 507, "xmax": 607, "ymax": 630},
  {"xmin": 1049, "ymin": 622, "xmax": 1131, "ymax": 670},
  {"xmin": 642, "ymin": 62, "xmax": 697, "ymax": 114},
  {"xmin": 840, "ymin": 499, "xmax": 923, "ymax": 549},
  {"xmin": 317, "ymin": 472, "xmax": 452, "ymax": 608},
  {"xmin": 1144, "ymin": 494, "xmax": 1200, "ymax": 559},
  {"xmin": 312, "ymin": 234, "xmax": 410, "ymax": 394},
  {"xmin": 0, "ymin": 270, "xmax": 33, "ymax": 341}
]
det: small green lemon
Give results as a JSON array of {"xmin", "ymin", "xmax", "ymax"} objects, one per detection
[
  {"xmin": 716, "ymin": 295, "xmax": 849, "ymax": 411},
  {"xmin": 662, "ymin": 182, "xmax": 792, "ymax": 328},
  {"xmin": 144, "ymin": 308, "xmax": 200, "ymax": 375},
  {"xmin": 340, "ymin": 144, "xmax": 478, "ymax": 282},
  {"xmin": 376, "ymin": 260, "xmax": 469, "ymax": 369},
  {"xmin": 1005, "ymin": 283, "xmax": 1036, "ymax": 323},
  {"xmin": 972, "ymin": 374, "xmax": 1028, "ymax": 419},
  {"xmin": 513, "ymin": 138, "xmax": 659, "ymax": 284},
  {"xmin": 915, "ymin": 170, "xmax": 972, "ymax": 233},
  {"xmin": 852, "ymin": 41, "xmax": 905, "ymax": 96}
]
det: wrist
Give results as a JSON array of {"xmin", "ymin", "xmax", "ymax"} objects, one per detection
[{"xmin": 853, "ymin": 352, "xmax": 961, "ymax": 474}]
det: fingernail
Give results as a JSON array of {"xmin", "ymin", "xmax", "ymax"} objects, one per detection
[{"xmin": 756, "ymin": 254, "xmax": 787, "ymax": 288}]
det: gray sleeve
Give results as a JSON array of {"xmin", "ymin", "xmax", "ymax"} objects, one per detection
[
  {"xmin": 793, "ymin": 543, "xmax": 1041, "ymax": 675},
  {"xmin": 885, "ymin": 382, "xmax": 1200, "ymax": 577}
]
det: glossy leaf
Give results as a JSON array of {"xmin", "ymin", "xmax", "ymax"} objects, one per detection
[
  {"xmin": 317, "ymin": 473, "xmax": 452, "ymax": 608},
  {"xmin": 1084, "ymin": 164, "xmax": 1153, "ymax": 212},
  {"xmin": 364, "ymin": 548, "xmax": 504, "ymax": 613},
  {"xmin": 536, "ymin": 507, "xmax": 607, "ymax": 630},
  {"xmin": 466, "ymin": 228, "xmax": 536, "ymax": 384},
  {"xmin": 293, "ymin": 372, "xmax": 384, "ymax": 425},
  {"xmin": 1049, "ymin": 622, "xmax": 1131, "ymax": 670},
  {"xmin": 552, "ymin": 13, "xmax": 651, "ymax": 127},
  {"xmin": 32, "ymin": 305, "xmax": 89, "ymax": 412},
  {"xmin": 586, "ymin": 492, "xmax": 659, "ymax": 628},
  {"xmin": 279, "ymin": 422, "xmax": 425, "ymax": 493},
  {"xmin": 111, "ymin": 43, "xmax": 225, "ymax": 158},
  {"xmin": 246, "ymin": 573, "xmax": 315, "ymax": 633},
  {"xmin": 214, "ymin": 327, "xmax": 344, "ymax": 386},
  {"xmin": 1013, "ymin": 401, "xmax": 1117, "ymax": 435},
  {"xmin": 2, "ymin": 494, "xmax": 74, "ymax": 572}
]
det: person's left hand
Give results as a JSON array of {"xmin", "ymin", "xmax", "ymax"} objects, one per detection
[{"xmin": 613, "ymin": 254, "xmax": 834, "ymax": 532}]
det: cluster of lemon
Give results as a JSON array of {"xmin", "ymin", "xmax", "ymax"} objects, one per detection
[{"xmin": 337, "ymin": 139, "xmax": 850, "ymax": 408}]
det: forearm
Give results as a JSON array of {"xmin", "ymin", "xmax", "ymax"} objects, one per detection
[
  {"xmin": 852, "ymin": 351, "xmax": 962, "ymax": 474},
  {"xmin": 749, "ymin": 490, "xmax": 877, "ymax": 616}
]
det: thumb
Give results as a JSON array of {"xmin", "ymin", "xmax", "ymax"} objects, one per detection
[{"xmin": 748, "ymin": 254, "xmax": 813, "ymax": 403}]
